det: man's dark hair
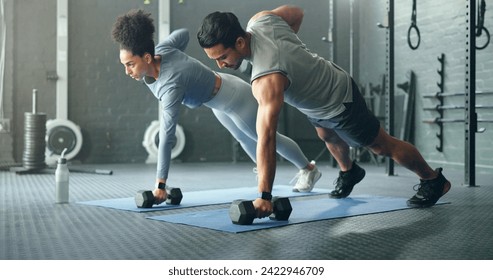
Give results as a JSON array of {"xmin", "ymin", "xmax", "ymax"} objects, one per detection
[
  {"xmin": 111, "ymin": 9, "xmax": 155, "ymax": 57},
  {"xmin": 197, "ymin": 11, "xmax": 246, "ymax": 48}
]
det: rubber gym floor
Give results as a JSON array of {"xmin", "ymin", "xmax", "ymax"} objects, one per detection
[{"xmin": 1, "ymin": 160, "xmax": 492, "ymax": 260}]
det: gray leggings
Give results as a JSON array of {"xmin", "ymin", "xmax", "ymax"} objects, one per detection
[{"xmin": 204, "ymin": 73, "xmax": 309, "ymax": 169}]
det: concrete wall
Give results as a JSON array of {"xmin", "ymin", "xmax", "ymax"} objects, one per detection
[{"xmin": 0, "ymin": 0, "xmax": 14, "ymax": 163}]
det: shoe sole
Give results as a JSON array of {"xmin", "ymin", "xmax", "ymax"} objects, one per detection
[
  {"xmin": 292, "ymin": 171, "xmax": 322, "ymax": 193},
  {"xmin": 329, "ymin": 189, "xmax": 353, "ymax": 199}
]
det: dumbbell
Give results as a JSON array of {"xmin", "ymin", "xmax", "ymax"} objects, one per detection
[
  {"xmin": 134, "ymin": 187, "xmax": 183, "ymax": 208},
  {"xmin": 229, "ymin": 196, "xmax": 293, "ymax": 225}
]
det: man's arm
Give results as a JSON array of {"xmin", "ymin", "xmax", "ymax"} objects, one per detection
[
  {"xmin": 251, "ymin": 73, "xmax": 288, "ymax": 217},
  {"xmin": 271, "ymin": 5, "xmax": 304, "ymax": 33},
  {"xmin": 251, "ymin": 5, "xmax": 304, "ymax": 33}
]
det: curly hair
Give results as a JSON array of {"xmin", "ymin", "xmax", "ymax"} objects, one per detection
[{"xmin": 112, "ymin": 9, "xmax": 155, "ymax": 56}]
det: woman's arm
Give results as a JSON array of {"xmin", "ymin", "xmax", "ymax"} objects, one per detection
[
  {"xmin": 155, "ymin": 28, "xmax": 190, "ymax": 53},
  {"xmin": 155, "ymin": 87, "xmax": 184, "ymax": 183}
]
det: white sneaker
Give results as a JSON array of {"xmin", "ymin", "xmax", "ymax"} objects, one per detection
[{"xmin": 291, "ymin": 161, "xmax": 322, "ymax": 192}]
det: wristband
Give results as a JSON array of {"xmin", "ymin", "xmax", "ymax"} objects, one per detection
[
  {"xmin": 157, "ymin": 182, "xmax": 166, "ymax": 190},
  {"xmin": 258, "ymin": 191, "xmax": 272, "ymax": 201}
]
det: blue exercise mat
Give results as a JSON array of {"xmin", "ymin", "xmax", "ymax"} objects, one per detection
[
  {"xmin": 77, "ymin": 185, "xmax": 329, "ymax": 212},
  {"xmin": 147, "ymin": 195, "xmax": 449, "ymax": 233}
]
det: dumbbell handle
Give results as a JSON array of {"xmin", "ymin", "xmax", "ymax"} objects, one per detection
[
  {"xmin": 135, "ymin": 187, "xmax": 183, "ymax": 208},
  {"xmin": 229, "ymin": 197, "xmax": 292, "ymax": 225}
]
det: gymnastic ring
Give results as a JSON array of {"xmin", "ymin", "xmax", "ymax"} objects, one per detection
[
  {"xmin": 45, "ymin": 118, "xmax": 83, "ymax": 165},
  {"xmin": 407, "ymin": 24, "xmax": 421, "ymax": 50},
  {"xmin": 476, "ymin": 26, "xmax": 490, "ymax": 50},
  {"xmin": 143, "ymin": 120, "xmax": 186, "ymax": 163}
]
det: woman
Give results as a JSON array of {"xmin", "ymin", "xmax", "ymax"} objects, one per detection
[{"xmin": 111, "ymin": 9, "xmax": 320, "ymax": 204}]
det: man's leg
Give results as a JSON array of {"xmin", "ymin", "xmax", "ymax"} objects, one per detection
[
  {"xmin": 367, "ymin": 127, "xmax": 451, "ymax": 207},
  {"xmin": 367, "ymin": 127, "xmax": 435, "ymax": 180},
  {"xmin": 315, "ymin": 127, "xmax": 352, "ymax": 171},
  {"xmin": 315, "ymin": 127, "xmax": 366, "ymax": 198}
]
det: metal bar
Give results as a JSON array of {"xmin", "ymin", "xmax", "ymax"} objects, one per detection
[
  {"xmin": 423, "ymin": 118, "xmax": 493, "ymax": 124},
  {"xmin": 349, "ymin": 0, "xmax": 354, "ymax": 77},
  {"xmin": 328, "ymin": 0, "xmax": 335, "ymax": 61},
  {"xmin": 423, "ymin": 90, "xmax": 493, "ymax": 98},
  {"xmin": 158, "ymin": 0, "xmax": 170, "ymax": 128},
  {"xmin": 423, "ymin": 104, "xmax": 493, "ymax": 110},
  {"xmin": 385, "ymin": 0, "xmax": 395, "ymax": 175},
  {"xmin": 435, "ymin": 53, "xmax": 445, "ymax": 152},
  {"xmin": 465, "ymin": 0, "xmax": 477, "ymax": 187},
  {"xmin": 56, "ymin": 0, "xmax": 68, "ymax": 120},
  {"xmin": 32, "ymin": 89, "xmax": 37, "ymax": 114}
]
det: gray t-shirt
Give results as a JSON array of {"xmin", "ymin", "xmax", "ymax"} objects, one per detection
[{"xmin": 246, "ymin": 14, "xmax": 352, "ymax": 119}]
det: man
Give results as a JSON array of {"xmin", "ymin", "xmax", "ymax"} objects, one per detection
[{"xmin": 197, "ymin": 5, "xmax": 451, "ymax": 218}]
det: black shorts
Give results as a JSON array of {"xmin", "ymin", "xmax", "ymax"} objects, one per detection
[{"xmin": 308, "ymin": 79, "xmax": 380, "ymax": 147}]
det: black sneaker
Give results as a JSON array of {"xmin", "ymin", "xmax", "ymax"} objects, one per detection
[
  {"xmin": 407, "ymin": 167, "xmax": 451, "ymax": 208},
  {"xmin": 329, "ymin": 161, "xmax": 365, "ymax": 199}
]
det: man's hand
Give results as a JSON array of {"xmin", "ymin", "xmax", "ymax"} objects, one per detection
[
  {"xmin": 253, "ymin": 198, "xmax": 273, "ymax": 218},
  {"xmin": 152, "ymin": 188, "xmax": 167, "ymax": 205}
]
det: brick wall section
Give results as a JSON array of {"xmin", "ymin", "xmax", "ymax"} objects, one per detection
[
  {"xmin": 67, "ymin": 0, "xmax": 243, "ymax": 164},
  {"xmin": 63, "ymin": 1, "xmax": 153, "ymax": 163},
  {"xmin": 8, "ymin": 0, "xmax": 57, "ymax": 162},
  {"xmin": 358, "ymin": 0, "xmax": 493, "ymax": 175}
]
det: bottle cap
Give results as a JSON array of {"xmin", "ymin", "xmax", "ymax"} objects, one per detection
[{"xmin": 58, "ymin": 148, "xmax": 68, "ymax": 164}]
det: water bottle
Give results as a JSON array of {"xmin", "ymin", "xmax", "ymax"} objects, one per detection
[{"xmin": 55, "ymin": 148, "xmax": 69, "ymax": 203}]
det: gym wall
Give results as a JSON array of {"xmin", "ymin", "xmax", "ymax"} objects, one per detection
[
  {"xmin": 1, "ymin": 0, "xmax": 492, "ymax": 175},
  {"xmin": 0, "ymin": 0, "xmax": 14, "ymax": 163},
  {"xmin": 357, "ymin": 0, "xmax": 493, "ymax": 174},
  {"xmin": 1, "ymin": 0, "xmax": 331, "ymax": 165}
]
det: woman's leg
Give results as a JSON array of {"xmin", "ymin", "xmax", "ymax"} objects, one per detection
[
  {"xmin": 210, "ymin": 108, "xmax": 257, "ymax": 162},
  {"xmin": 205, "ymin": 73, "xmax": 310, "ymax": 169},
  {"xmin": 205, "ymin": 74, "xmax": 322, "ymax": 192},
  {"xmin": 204, "ymin": 73, "xmax": 321, "ymax": 191}
]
